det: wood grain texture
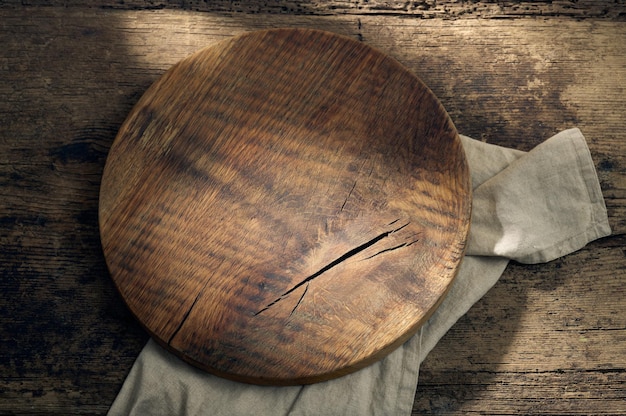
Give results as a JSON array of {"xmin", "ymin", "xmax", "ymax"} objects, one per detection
[
  {"xmin": 414, "ymin": 236, "xmax": 626, "ymax": 415},
  {"xmin": 5, "ymin": 0, "xmax": 626, "ymax": 19},
  {"xmin": 1, "ymin": 2, "xmax": 625, "ymax": 413},
  {"xmin": 99, "ymin": 28, "xmax": 471, "ymax": 384}
]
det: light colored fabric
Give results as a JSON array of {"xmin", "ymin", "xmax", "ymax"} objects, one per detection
[
  {"xmin": 108, "ymin": 128, "xmax": 611, "ymax": 416},
  {"xmin": 465, "ymin": 129, "xmax": 611, "ymax": 263}
]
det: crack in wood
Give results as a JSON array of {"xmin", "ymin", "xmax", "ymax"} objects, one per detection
[
  {"xmin": 255, "ymin": 219, "xmax": 413, "ymax": 316},
  {"xmin": 168, "ymin": 290, "xmax": 202, "ymax": 345},
  {"xmin": 362, "ymin": 237, "xmax": 420, "ymax": 260},
  {"xmin": 340, "ymin": 180, "xmax": 357, "ymax": 212},
  {"xmin": 289, "ymin": 282, "xmax": 310, "ymax": 317}
]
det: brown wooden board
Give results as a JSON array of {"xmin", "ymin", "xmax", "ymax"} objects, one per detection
[
  {"xmin": 98, "ymin": 28, "xmax": 471, "ymax": 385},
  {"xmin": 2, "ymin": 4, "xmax": 625, "ymax": 414}
]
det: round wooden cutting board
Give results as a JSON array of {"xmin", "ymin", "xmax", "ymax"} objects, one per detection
[{"xmin": 99, "ymin": 28, "xmax": 471, "ymax": 385}]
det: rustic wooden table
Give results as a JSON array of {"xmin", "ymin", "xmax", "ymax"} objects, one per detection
[{"xmin": 1, "ymin": 1, "xmax": 625, "ymax": 414}]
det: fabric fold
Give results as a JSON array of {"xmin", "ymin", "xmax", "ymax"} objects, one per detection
[
  {"xmin": 466, "ymin": 128, "xmax": 611, "ymax": 263},
  {"xmin": 108, "ymin": 128, "xmax": 611, "ymax": 416}
]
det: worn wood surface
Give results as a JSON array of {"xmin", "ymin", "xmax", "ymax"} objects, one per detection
[
  {"xmin": 1, "ymin": 0, "xmax": 625, "ymax": 413},
  {"xmin": 99, "ymin": 28, "xmax": 470, "ymax": 384}
]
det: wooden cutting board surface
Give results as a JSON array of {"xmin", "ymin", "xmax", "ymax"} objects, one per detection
[{"xmin": 99, "ymin": 28, "xmax": 471, "ymax": 385}]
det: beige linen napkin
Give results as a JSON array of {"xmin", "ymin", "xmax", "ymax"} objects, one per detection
[{"xmin": 108, "ymin": 128, "xmax": 611, "ymax": 416}]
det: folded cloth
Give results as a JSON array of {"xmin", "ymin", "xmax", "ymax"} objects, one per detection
[{"xmin": 107, "ymin": 128, "xmax": 611, "ymax": 416}]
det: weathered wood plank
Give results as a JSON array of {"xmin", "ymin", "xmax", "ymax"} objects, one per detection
[
  {"xmin": 4, "ymin": 0, "xmax": 626, "ymax": 19},
  {"xmin": 1, "ymin": 6, "xmax": 624, "ymax": 415},
  {"xmin": 425, "ymin": 241, "xmax": 626, "ymax": 371},
  {"xmin": 414, "ymin": 369, "xmax": 626, "ymax": 414}
]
